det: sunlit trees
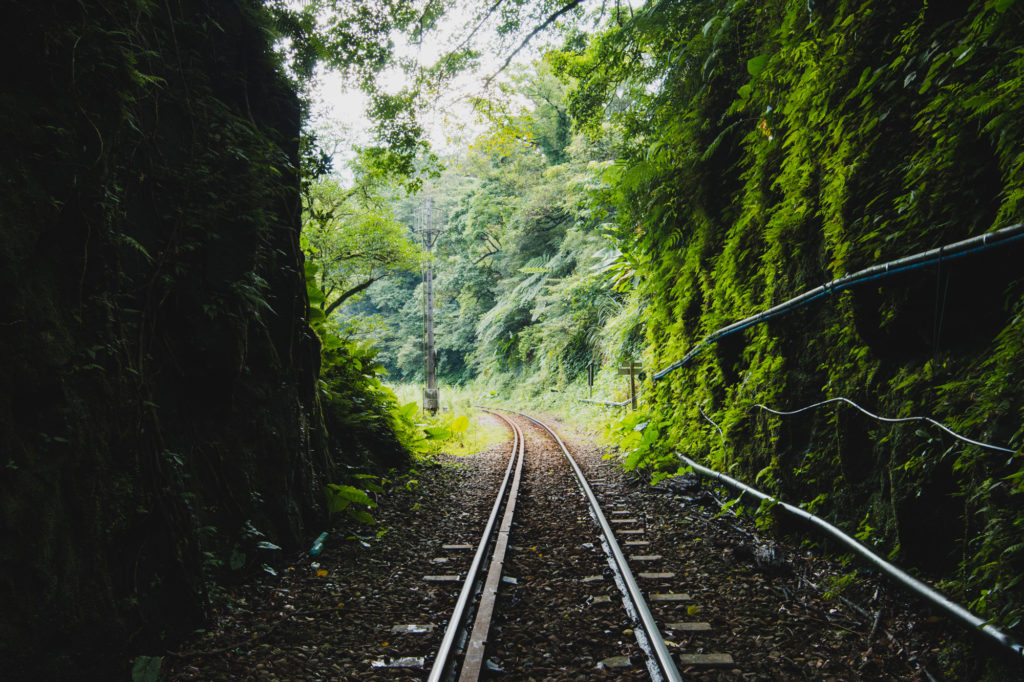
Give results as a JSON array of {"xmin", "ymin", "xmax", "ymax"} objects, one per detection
[{"xmin": 302, "ymin": 174, "xmax": 422, "ymax": 319}]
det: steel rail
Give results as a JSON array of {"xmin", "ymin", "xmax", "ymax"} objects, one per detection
[
  {"xmin": 458, "ymin": 413, "xmax": 526, "ymax": 681},
  {"xmin": 428, "ymin": 409, "xmax": 524, "ymax": 682},
  {"xmin": 489, "ymin": 407, "xmax": 683, "ymax": 682}
]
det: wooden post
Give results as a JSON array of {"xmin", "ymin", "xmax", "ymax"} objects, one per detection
[
  {"xmin": 587, "ymin": 362, "xmax": 594, "ymax": 398},
  {"xmin": 629, "ymin": 361, "xmax": 637, "ymax": 410},
  {"xmin": 617, "ymin": 361, "xmax": 640, "ymax": 410}
]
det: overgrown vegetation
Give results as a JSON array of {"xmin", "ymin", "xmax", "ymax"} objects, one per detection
[
  {"xmin": 1, "ymin": 1, "xmax": 327, "ymax": 677},
  {"xmin": 552, "ymin": 0, "xmax": 1024, "ymax": 650},
  {"xmin": 5, "ymin": 0, "xmax": 1023, "ymax": 676},
  {"xmin": 328, "ymin": 0, "xmax": 1024, "ymax": 663}
]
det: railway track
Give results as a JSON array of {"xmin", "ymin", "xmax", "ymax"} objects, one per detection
[
  {"xmin": 423, "ymin": 408, "xmax": 733, "ymax": 680},
  {"xmin": 160, "ymin": 405, "xmax": 963, "ymax": 680}
]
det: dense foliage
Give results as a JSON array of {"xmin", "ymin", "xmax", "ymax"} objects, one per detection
[
  {"xmin": 0, "ymin": 1, "xmax": 330, "ymax": 677},
  {"xmin": 551, "ymin": 0, "xmax": 1024, "ymax": 649},
  {"xmin": 336, "ymin": 0, "xmax": 1024, "ymax": 664}
]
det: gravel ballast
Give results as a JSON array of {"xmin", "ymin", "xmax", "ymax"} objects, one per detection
[{"xmin": 160, "ymin": 411, "xmax": 963, "ymax": 681}]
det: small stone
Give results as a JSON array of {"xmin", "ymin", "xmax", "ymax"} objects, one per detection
[
  {"xmin": 390, "ymin": 624, "xmax": 435, "ymax": 634},
  {"xmin": 370, "ymin": 656, "xmax": 425, "ymax": 669},
  {"xmin": 665, "ymin": 622, "xmax": 711, "ymax": 632},
  {"xmin": 597, "ymin": 655, "xmax": 632, "ymax": 669}
]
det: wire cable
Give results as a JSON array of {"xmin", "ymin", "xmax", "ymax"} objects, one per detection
[
  {"xmin": 751, "ymin": 397, "xmax": 1017, "ymax": 455},
  {"xmin": 677, "ymin": 453, "xmax": 1024, "ymax": 660}
]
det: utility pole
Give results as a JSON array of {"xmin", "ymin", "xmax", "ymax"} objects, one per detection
[{"xmin": 416, "ymin": 199, "xmax": 441, "ymax": 414}]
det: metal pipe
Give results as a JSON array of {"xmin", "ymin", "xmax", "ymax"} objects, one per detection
[
  {"xmin": 578, "ymin": 398, "xmax": 632, "ymax": 407},
  {"xmin": 654, "ymin": 222, "xmax": 1024, "ymax": 381},
  {"xmin": 677, "ymin": 453, "xmax": 1024, "ymax": 660}
]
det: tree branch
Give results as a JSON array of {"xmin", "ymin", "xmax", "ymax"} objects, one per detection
[
  {"xmin": 485, "ymin": 0, "xmax": 586, "ymax": 87},
  {"xmin": 324, "ymin": 276, "xmax": 382, "ymax": 316},
  {"xmin": 473, "ymin": 250, "xmax": 500, "ymax": 264}
]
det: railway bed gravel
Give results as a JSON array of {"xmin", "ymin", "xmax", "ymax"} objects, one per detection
[{"xmin": 161, "ymin": 412, "xmax": 962, "ymax": 681}]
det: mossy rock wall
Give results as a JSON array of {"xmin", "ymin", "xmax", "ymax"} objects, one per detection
[
  {"xmin": 587, "ymin": 0, "xmax": 1024, "ymax": 639},
  {"xmin": 0, "ymin": 1, "xmax": 329, "ymax": 677}
]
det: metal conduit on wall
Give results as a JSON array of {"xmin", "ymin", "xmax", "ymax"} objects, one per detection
[
  {"xmin": 676, "ymin": 453, "xmax": 1024, "ymax": 662},
  {"xmin": 653, "ymin": 222, "xmax": 1024, "ymax": 382}
]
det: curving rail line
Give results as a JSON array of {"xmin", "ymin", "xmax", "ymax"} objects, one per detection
[
  {"xmin": 502, "ymin": 408, "xmax": 682, "ymax": 682},
  {"xmin": 429, "ymin": 407, "xmax": 682, "ymax": 682}
]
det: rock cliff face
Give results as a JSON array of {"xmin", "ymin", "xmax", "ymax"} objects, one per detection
[
  {"xmin": 0, "ymin": 1, "xmax": 329, "ymax": 677},
  {"xmin": 584, "ymin": 0, "xmax": 1024, "ymax": 641}
]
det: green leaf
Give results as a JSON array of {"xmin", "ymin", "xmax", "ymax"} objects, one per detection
[
  {"xmin": 424, "ymin": 426, "xmax": 451, "ymax": 440},
  {"xmin": 995, "ymin": 0, "xmax": 1015, "ymax": 12},
  {"xmin": 327, "ymin": 484, "xmax": 377, "ymax": 508},
  {"xmin": 131, "ymin": 656, "xmax": 163, "ymax": 682},
  {"xmin": 346, "ymin": 507, "xmax": 377, "ymax": 525},
  {"xmin": 320, "ymin": 332, "xmax": 343, "ymax": 349},
  {"xmin": 451, "ymin": 415, "xmax": 470, "ymax": 434},
  {"xmin": 229, "ymin": 549, "xmax": 245, "ymax": 571},
  {"xmin": 747, "ymin": 54, "xmax": 769, "ymax": 77},
  {"xmin": 396, "ymin": 401, "xmax": 419, "ymax": 422},
  {"xmin": 327, "ymin": 495, "xmax": 351, "ymax": 514},
  {"xmin": 307, "ymin": 285, "xmax": 326, "ymax": 305}
]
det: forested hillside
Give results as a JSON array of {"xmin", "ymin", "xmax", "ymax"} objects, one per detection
[{"xmin": 346, "ymin": 69, "xmax": 634, "ymax": 389}]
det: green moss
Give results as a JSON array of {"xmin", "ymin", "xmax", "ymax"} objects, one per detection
[
  {"xmin": 567, "ymin": 0, "xmax": 1024, "ymax": 652},
  {"xmin": 0, "ymin": 1, "xmax": 331, "ymax": 677}
]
